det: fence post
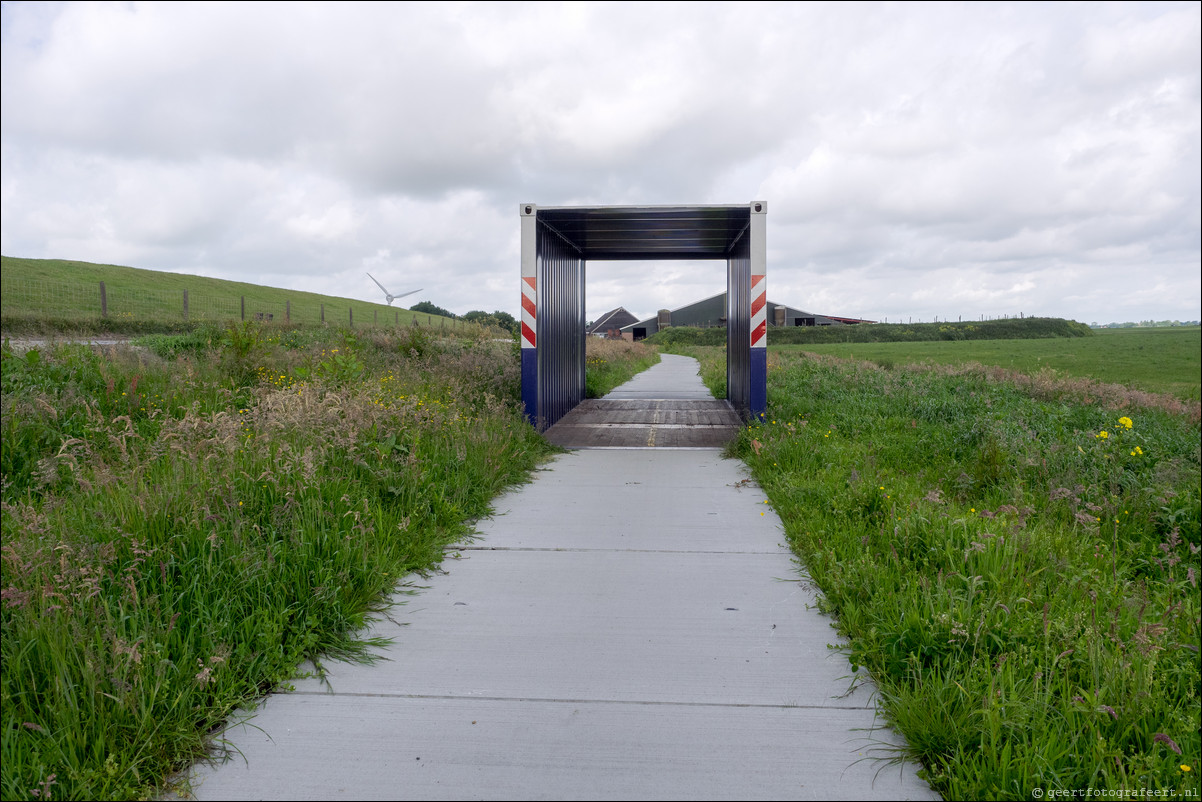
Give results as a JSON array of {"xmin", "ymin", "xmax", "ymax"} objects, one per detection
[
  {"xmin": 99, "ymin": 281, "xmax": 108, "ymax": 318},
  {"xmin": 286, "ymin": 300, "xmax": 291, "ymax": 323},
  {"xmin": 321, "ymin": 303, "xmax": 325, "ymax": 324},
  {"xmin": 183, "ymin": 290, "xmax": 189, "ymax": 321},
  {"xmin": 241, "ymin": 296, "xmax": 245, "ymax": 321},
  {"xmin": 374, "ymin": 309, "xmax": 378, "ymax": 325},
  {"xmin": 349, "ymin": 307, "xmax": 353, "ymax": 327},
  {"xmin": 395, "ymin": 310, "xmax": 399, "ymax": 326}
]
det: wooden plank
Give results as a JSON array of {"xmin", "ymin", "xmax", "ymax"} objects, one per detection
[{"xmin": 543, "ymin": 399, "xmax": 742, "ymax": 448}]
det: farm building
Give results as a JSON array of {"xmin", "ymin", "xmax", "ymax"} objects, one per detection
[
  {"xmin": 587, "ymin": 307, "xmax": 639, "ymax": 338},
  {"xmin": 621, "ymin": 293, "xmax": 873, "ymax": 340}
]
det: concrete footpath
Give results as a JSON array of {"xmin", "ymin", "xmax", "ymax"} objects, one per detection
[{"xmin": 181, "ymin": 356, "xmax": 938, "ymax": 800}]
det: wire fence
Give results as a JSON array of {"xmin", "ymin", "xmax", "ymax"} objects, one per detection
[{"xmin": 0, "ymin": 276, "xmax": 472, "ymax": 332}]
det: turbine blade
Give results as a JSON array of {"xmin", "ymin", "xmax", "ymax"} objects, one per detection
[
  {"xmin": 393, "ymin": 288, "xmax": 423, "ymax": 300},
  {"xmin": 366, "ymin": 273, "xmax": 393, "ymax": 295}
]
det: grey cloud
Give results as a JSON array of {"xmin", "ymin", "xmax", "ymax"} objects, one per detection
[{"xmin": 2, "ymin": 1, "xmax": 1198, "ymax": 325}]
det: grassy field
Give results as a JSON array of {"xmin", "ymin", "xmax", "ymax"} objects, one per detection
[
  {"xmin": 666, "ymin": 344, "xmax": 1200, "ymax": 799},
  {"xmin": 0, "ymin": 256, "xmax": 464, "ymax": 333},
  {"xmin": 789, "ymin": 326, "xmax": 1201, "ymax": 401}
]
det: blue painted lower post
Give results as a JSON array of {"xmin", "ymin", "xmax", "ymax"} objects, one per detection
[
  {"xmin": 521, "ymin": 349, "xmax": 539, "ymax": 429},
  {"xmin": 750, "ymin": 348, "xmax": 767, "ymax": 421}
]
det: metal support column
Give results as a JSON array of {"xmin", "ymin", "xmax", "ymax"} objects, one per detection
[
  {"xmin": 725, "ymin": 201, "xmax": 767, "ymax": 420},
  {"xmin": 749, "ymin": 202, "xmax": 768, "ymax": 418},
  {"xmin": 520, "ymin": 204, "xmax": 539, "ymax": 427},
  {"xmin": 520, "ymin": 203, "xmax": 586, "ymax": 431}
]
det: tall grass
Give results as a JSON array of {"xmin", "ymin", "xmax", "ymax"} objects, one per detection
[
  {"xmin": 729, "ymin": 350, "xmax": 1200, "ymax": 799},
  {"xmin": 585, "ymin": 337, "xmax": 659, "ymax": 398},
  {"xmin": 1, "ymin": 324, "xmax": 555, "ymax": 800}
]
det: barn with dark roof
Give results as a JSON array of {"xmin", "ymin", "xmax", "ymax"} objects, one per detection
[
  {"xmin": 587, "ymin": 307, "xmax": 639, "ymax": 338},
  {"xmin": 620, "ymin": 293, "xmax": 873, "ymax": 339}
]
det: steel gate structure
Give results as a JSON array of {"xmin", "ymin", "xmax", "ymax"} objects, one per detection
[{"xmin": 520, "ymin": 202, "xmax": 767, "ymax": 432}]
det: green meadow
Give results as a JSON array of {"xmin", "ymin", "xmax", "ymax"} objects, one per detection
[{"xmin": 788, "ymin": 326, "xmax": 1201, "ymax": 402}]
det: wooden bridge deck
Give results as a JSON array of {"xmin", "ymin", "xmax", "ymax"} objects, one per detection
[{"xmin": 542, "ymin": 399, "xmax": 743, "ymax": 448}]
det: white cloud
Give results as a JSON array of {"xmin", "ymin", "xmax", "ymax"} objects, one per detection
[{"xmin": 2, "ymin": 1, "xmax": 1198, "ymax": 325}]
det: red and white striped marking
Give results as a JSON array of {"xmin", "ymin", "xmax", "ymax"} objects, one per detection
[
  {"xmin": 520, "ymin": 276, "xmax": 537, "ymax": 348},
  {"xmin": 750, "ymin": 274, "xmax": 767, "ymax": 347}
]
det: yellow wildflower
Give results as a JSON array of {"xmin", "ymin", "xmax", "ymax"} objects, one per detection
[
  {"xmin": 1118, "ymin": 416, "xmax": 1133, "ymax": 429},
  {"xmin": 1096, "ymin": 431, "xmax": 1109, "ymax": 440}
]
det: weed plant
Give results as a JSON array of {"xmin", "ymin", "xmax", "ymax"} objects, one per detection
[
  {"xmin": 584, "ymin": 338, "xmax": 659, "ymax": 398},
  {"xmin": 0, "ymin": 324, "xmax": 555, "ymax": 800},
  {"xmin": 729, "ymin": 350, "xmax": 1200, "ymax": 799}
]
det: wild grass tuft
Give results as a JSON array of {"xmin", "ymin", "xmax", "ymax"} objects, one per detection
[
  {"xmin": 729, "ymin": 348, "xmax": 1200, "ymax": 798},
  {"xmin": 584, "ymin": 338, "xmax": 659, "ymax": 398},
  {"xmin": 1, "ymin": 325, "xmax": 555, "ymax": 800}
]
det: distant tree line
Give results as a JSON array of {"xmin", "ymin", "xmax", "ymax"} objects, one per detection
[
  {"xmin": 645, "ymin": 317, "xmax": 1093, "ymax": 347},
  {"xmin": 410, "ymin": 301, "xmax": 518, "ymax": 336},
  {"xmin": 1090, "ymin": 320, "xmax": 1200, "ymax": 328}
]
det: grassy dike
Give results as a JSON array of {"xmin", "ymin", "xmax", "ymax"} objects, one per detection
[
  {"xmin": 0, "ymin": 325, "xmax": 578, "ymax": 800},
  {"xmin": 0, "ymin": 256, "xmax": 453, "ymax": 334},
  {"xmin": 681, "ymin": 346, "xmax": 1198, "ymax": 799}
]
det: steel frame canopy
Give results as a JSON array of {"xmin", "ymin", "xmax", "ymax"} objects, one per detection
[{"xmin": 520, "ymin": 202, "xmax": 767, "ymax": 431}]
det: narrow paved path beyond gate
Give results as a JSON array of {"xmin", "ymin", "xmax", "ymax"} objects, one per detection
[{"xmin": 182, "ymin": 355, "xmax": 939, "ymax": 801}]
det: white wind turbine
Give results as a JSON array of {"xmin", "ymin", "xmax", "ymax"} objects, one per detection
[{"xmin": 367, "ymin": 273, "xmax": 422, "ymax": 306}]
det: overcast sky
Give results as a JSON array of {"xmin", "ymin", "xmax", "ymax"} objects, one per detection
[{"xmin": 2, "ymin": 1, "xmax": 1199, "ymax": 325}]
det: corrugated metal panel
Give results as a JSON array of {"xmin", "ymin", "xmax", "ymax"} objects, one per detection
[
  {"xmin": 535, "ymin": 218, "xmax": 585, "ymax": 430},
  {"xmin": 726, "ymin": 233, "xmax": 751, "ymax": 414},
  {"xmin": 536, "ymin": 205, "xmax": 752, "ymax": 261}
]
